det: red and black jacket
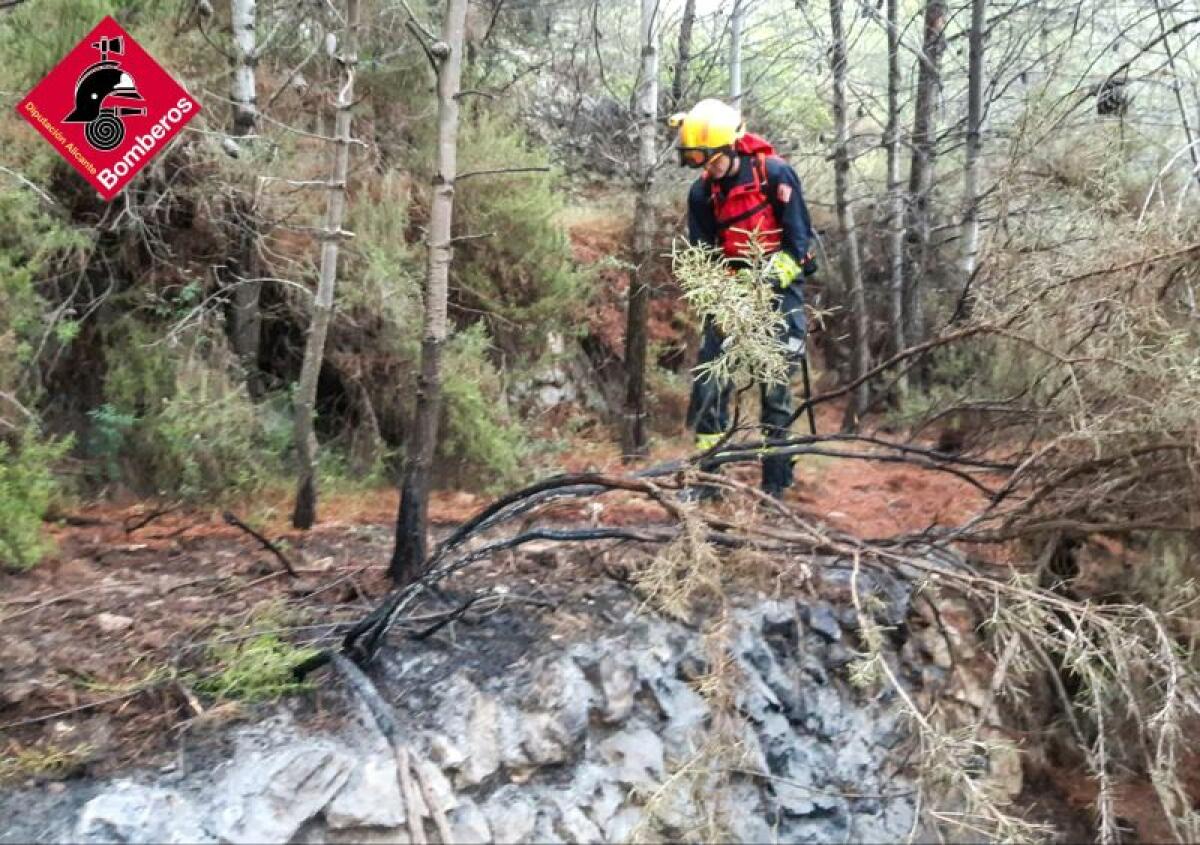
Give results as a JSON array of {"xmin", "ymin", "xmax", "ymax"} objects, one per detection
[{"xmin": 687, "ymin": 133, "xmax": 815, "ymax": 270}]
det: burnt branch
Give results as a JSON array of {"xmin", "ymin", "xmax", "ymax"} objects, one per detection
[{"xmin": 222, "ymin": 511, "xmax": 300, "ymax": 578}]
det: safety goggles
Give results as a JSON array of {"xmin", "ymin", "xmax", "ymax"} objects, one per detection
[{"xmin": 678, "ymin": 146, "xmax": 730, "ymax": 168}]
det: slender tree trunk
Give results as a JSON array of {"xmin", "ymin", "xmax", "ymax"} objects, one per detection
[
  {"xmin": 729, "ymin": 0, "xmax": 743, "ymax": 107},
  {"xmin": 292, "ymin": 0, "xmax": 358, "ymax": 529},
  {"xmin": 903, "ymin": 0, "xmax": 947, "ymax": 354},
  {"xmin": 885, "ymin": 0, "xmax": 906, "ymax": 396},
  {"xmin": 670, "ymin": 0, "xmax": 696, "ymax": 111},
  {"xmin": 229, "ymin": 195, "xmax": 263, "ymax": 397},
  {"xmin": 390, "ymin": 0, "xmax": 470, "ymax": 583},
  {"xmin": 620, "ymin": 0, "xmax": 658, "ymax": 461},
  {"xmin": 229, "ymin": 0, "xmax": 262, "ymax": 395},
  {"xmin": 829, "ymin": 0, "xmax": 868, "ymax": 430},
  {"xmin": 958, "ymin": 0, "xmax": 986, "ymax": 299},
  {"xmin": 230, "ymin": 0, "xmax": 257, "ymax": 136},
  {"xmin": 1153, "ymin": 0, "xmax": 1200, "ymax": 187}
]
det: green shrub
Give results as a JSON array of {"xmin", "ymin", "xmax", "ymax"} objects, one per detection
[
  {"xmin": 85, "ymin": 404, "xmax": 136, "ymax": 483},
  {"xmin": 0, "ymin": 431, "xmax": 72, "ymax": 570},
  {"xmin": 194, "ymin": 632, "xmax": 319, "ymax": 703},
  {"xmin": 0, "ymin": 0, "xmax": 156, "ymax": 88},
  {"xmin": 440, "ymin": 322, "xmax": 533, "ymax": 491},
  {"xmin": 138, "ymin": 362, "xmax": 290, "ymax": 501},
  {"xmin": 453, "ymin": 108, "xmax": 585, "ymax": 345}
]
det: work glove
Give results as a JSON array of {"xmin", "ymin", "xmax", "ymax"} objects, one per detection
[
  {"xmin": 767, "ymin": 251, "xmax": 818, "ymax": 290},
  {"xmin": 767, "ymin": 251, "xmax": 802, "ymax": 290}
]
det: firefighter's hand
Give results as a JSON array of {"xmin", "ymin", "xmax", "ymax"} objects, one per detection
[
  {"xmin": 767, "ymin": 252, "xmax": 802, "ymax": 290},
  {"xmin": 801, "ymin": 252, "xmax": 818, "ymax": 278}
]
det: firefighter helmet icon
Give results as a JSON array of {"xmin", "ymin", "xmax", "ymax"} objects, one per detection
[{"xmin": 63, "ymin": 36, "xmax": 146, "ymax": 151}]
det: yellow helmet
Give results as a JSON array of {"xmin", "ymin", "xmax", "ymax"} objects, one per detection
[{"xmin": 669, "ymin": 99, "xmax": 744, "ymax": 167}]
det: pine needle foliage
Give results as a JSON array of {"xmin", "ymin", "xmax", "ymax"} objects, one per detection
[{"xmin": 672, "ymin": 239, "xmax": 791, "ymax": 388}]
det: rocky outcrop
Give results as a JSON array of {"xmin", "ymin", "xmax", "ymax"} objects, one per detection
[{"xmin": 3, "ymin": 584, "xmax": 950, "ymax": 844}]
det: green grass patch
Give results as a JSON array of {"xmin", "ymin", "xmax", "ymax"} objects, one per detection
[
  {"xmin": 194, "ymin": 632, "xmax": 320, "ymax": 704},
  {"xmin": 0, "ymin": 742, "xmax": 94, "ymax": 784}
]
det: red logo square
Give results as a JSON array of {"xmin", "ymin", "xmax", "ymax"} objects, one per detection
[{"xmin": 16, "ymin": 16, "xmax": 201, "ymax": 201}]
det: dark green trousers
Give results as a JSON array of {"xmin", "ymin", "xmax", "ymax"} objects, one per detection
[{"xmin": 685, "ymin": 285, "xmax": 805, "ymax": 491}]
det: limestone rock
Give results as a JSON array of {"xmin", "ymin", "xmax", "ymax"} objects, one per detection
[
  {"xmin": 323, "ymin": 751, "xmax": 403, "ymax": 830},
  {"xmin": 427, "ymin": 733, "xmax": 467, "ymax": 771},
  {"xmin": 447, "ymin": 797, "xmax": 491, "ymax": 844},
  {"xmin": 482, "ymin": 785, "xmax": 536, "ymax": 843},
  {"xmin": 603, "ymin": 807, "xmax": 644, "ymax": 843},
  {"xmin": 595, "ymin": 655, "xmax": 636, "ymax": 724},
  {"xmin": 76, "ymin": 782, "xmax": 211, "ymax": 844},
  {"xmin": 458, "ymin": 689, "xmax": 501, "ymax": 787},
  {"xmin": 209, "ymin": 743, "xmax": 352, "ymax": 843},
  {"xmin": 553, "ymin": 803, "xmax": 603, "ymax": 843},
  {"xmin": 596, "ymin": 728, "xmax": 664, "ymax": 787}
]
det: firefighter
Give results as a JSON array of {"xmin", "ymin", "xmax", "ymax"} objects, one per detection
[{"xmin": 671, "ymin": 98, "xmax": 817, "ymax": 499}]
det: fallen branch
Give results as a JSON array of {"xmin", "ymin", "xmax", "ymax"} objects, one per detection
[
  {"xmin": 222, "ymin": 511, "xmax": 299, "ymax": 577},
  {"xmin": 125, "ymin": 503, "xmax": 181, "ymax": 534},
  {"xmin": 412, "ymin": 751, "xmax": 454, "ymax": 843}
]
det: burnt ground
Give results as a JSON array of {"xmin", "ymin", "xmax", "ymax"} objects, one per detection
[
  {"xmin": 0, "ymin": 413, "xmax": 997, "ymax": 782},
  {"xmin": 0, "ymin": 415, "xmax": 1178, "ymax": 841}
]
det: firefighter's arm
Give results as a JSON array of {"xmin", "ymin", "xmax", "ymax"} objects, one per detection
[
  {"xmin": 686, "ymin": 178, "xmax": 718, "ymax": 248},
  {"xmin": 765, "ymin": 160, "xmax": 818, "ymax": 287}
]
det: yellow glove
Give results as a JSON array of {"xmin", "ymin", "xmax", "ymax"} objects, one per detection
[{"xmin": 769, "ymin": 251, "xmax": 802, "ymax": 289}]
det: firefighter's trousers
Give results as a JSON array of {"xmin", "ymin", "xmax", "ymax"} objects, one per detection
[{"xmin": 685, "ymin": 285, "xmax": 806, "ymax": 492}]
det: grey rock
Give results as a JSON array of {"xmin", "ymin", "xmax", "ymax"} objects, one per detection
[
  {"xmin": 76, "ymin": 782, "xmax": 211, "ymax": 844},
  {"xmin": 311, "ymin": 826, "xmax": 410, "ymax": 844},
  {"xmin": 803, "ymin": 603, "xmax": 842, "ymax": 642},
  {"xmin": 595, "ymin": 655, "xmax": 637, "ymax": 724},
  {"xmin": 650, "ymin": 677, "xmax": 709, "ymax": 759},
  {"xmin": 596, "ymin": 727, "xmax": 664, "ymax": 787},
  {"xmin": 515, "ymin": 658, "xmax": 593, "ymax": 766},
  {"xmin": 603, "ymin": 807, "xmax": 644, "ymax": 843},
  {"xmin": 448, "ymin": 797, "xmax": 491, "ymax": 844},
  {"xmin": 324, "ymin": 751, "xmax": 404, "ymax": 829},
  {"xmin": 17, "ymin": 585, "xmax": 944, "ymax": 845},
  {"xmin": 482, "ymin": 785, "xmax": 536, "ymax": 843},
  {"xmin": 209, "ymin": 742, "xmax": 352, "ymax": 843},
  {"xmin": 553, "ymin": 802, "xmax": 604, "ymax": 843},
  {"xmin": 427, "ymin": 733, "xmax": 467, "ymax": 771},
  {"xmin": 580, "ymin": 776, "xmax": 624, "ymax": 828},
  {"xmin": 458, "ymin": 687, "xmax": 502, "ymax": 787}
]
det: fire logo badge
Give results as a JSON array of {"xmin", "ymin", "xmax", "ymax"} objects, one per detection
[
  {"xmin": 16, "ymin": 17, "xmax": 201, "ymax": 201},
  {"xmin": 63, "ymin": 35, "xmax": 146, "ymax": 152}
]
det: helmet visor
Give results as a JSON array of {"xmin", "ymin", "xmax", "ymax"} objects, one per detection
[{"xmin": 678, "ymin": 146, "xmax": 726, "ymax": 168}]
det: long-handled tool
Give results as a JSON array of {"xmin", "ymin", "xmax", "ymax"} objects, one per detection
[{"xmin": 799, "ymin": 354, "xmax": 817, "ymax": 435}]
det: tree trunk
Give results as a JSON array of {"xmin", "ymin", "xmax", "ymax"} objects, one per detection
[
  {"xmin": 669, "ymin": 0, "xmax": 696, "ymax": 111},
  {"xmin": 1153, "ymin": 0, "xmax": 1200, "ymax": 188},
  {"xmin": 958, "ymin": 0, "xmax": 986, "ymax": 303},
  {"xmin": 229, "ymin": 0, "xmax": 262, "ymax": 395},
  {"xmin": 292, "ymin": 0, "xmax": 358, "ymax": 529},
  {"xmin": 230, "ymin": 0, "xmax": 257, "ymax": 137},
  {"xmin": 390, "ymin": 0, "xmax": 470, "ymax": 583},
  {"xmin": 620, "ymin": 0, "xmax": 658, "ymax": 462},
  {"xmin": 729, "ymin": 0, "xmax": 743, "ymax": 107},
  {"xmin": 885, "ymin": 0, "xmax": 906, "ymax": 396},
  {"xmin": 903, "ymin": 0, "xmax": 947, "ymax": 353},
  {"xmin": 228, "ymin": 195, "xmax": 263, "ymax": 398},
  {"xmin": 829, "ymin": 0, "xmax": 868, "ymax": 430}
]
